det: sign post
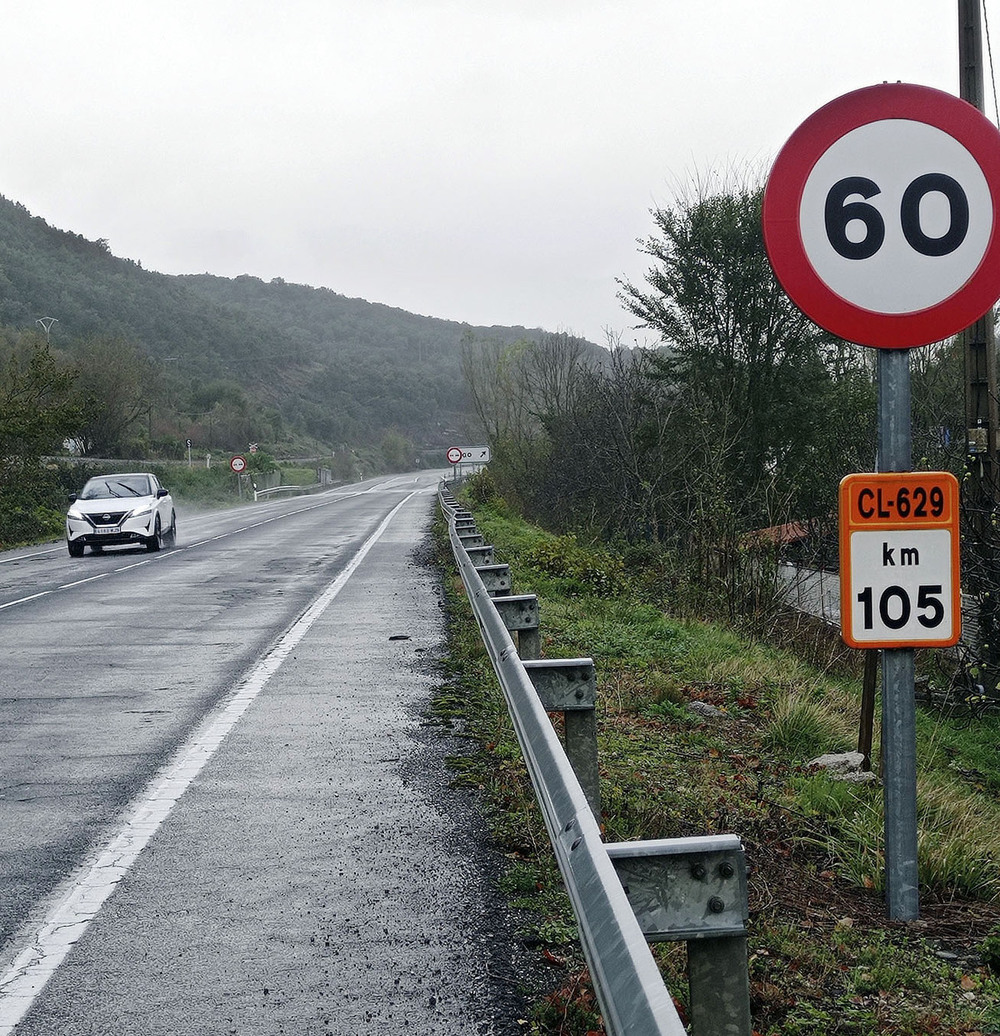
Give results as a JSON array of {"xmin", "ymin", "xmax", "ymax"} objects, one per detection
[
  {"xmin": 764, "ymin": 83, "xmax": 1000, "ymax": 920},
  {"xmin": 230, "ymin": 455, "xmax": 248, "ymax": 502}
]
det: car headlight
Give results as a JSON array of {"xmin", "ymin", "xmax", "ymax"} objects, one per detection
[
  {"xmin": 67, "ymin": 508, "xmax": 85, "ymax": 521},
  {"xmin": 129, "ymin": 503, "xmax": 153, "ymax": 518}
]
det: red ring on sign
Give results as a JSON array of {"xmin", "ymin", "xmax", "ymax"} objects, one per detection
[{"xmin": 763, "ymin": 83, "xmax": 1000, "ymax": 348}]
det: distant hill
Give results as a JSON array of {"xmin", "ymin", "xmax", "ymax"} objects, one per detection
[{"xmin": 0, "ymin": 194, "xmax": 598, "ymax": 446}]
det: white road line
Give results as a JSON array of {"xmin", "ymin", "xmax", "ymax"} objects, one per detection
[
  {"xmin": 0, "ymin": 548, "xmax": 60, "ymax": 565},
  {"xmin": 0, "ymin": 481, "xmax": 412, "ymax": 612},
  {"xmin": 114, "ymin": 550, "xmax": 180, "ymax": 572},
  {"xmin": 0, "ymin": 497, "xmax": 348, "ymax": 613},
  {"xmin": 0, "ymin": 592, "xmax": 53, "ymax": 611},
  {"xmin": 0, "ymin": 491, "xmax": 418, "ymax": 1034},
  {"xmin": 56, "ymin": 574, "xmax": 109, "ymax": 590}
]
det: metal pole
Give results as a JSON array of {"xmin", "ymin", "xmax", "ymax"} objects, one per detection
[
  {"xmin": 687, "ymin": 937, "xmax": 752, "ymax": 1036},
  {"xmin": 877, "ymin": 348, "xmax": 919, "ymax": 920},
  {"xmin": 565, "ymin": 709, "xmax": 601, "ymax": 822},
  {"xmin": 519, "ymin": 627, "xmax": 541, "ymax": 660}
]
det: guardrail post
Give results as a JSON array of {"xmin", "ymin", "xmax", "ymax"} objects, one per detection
[
  {"xmin": 465, "ymin": 545, "xmax": 495, "ymax": 566},
  {"xmin": 606, "ymin": 836, "xmax": 751, "ymax": 1036},
  {"xmin": 475, "ymin": 563, "xmax": 512, "ymax": 597},
  {"xmin": 493, "ymin": 594, "xmax": 541, "ymax": 660},
  {"xmin": 523, "ymin": 659, "xmax": 600, "ymax": 820},
  {"xmin": 687, "ymin": 938, "xmax": 752, "ymax": 1036},
  {"xmin": 458, "ymin": 531, "xmax": 485, "ymax": 549}
]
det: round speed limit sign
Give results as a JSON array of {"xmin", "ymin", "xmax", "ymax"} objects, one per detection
[{"xmin": 763, "ymin": 83, "xmax": 1000, "ymax": 347}]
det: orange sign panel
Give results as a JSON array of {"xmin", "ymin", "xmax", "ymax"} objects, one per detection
[{"xmin": 839, "ymin": 472, "xmax": 961, "ymax": 649}]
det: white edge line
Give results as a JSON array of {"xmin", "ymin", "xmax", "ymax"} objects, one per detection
[
  {"xmin": 0, "ymin": 491, "xmax": 418, "ymax": 1033},
  {"xmin": 0, "ymin": 548, "xmax": 60, "ymax": 565},
  {"xmin": 0, "ymin": 592, "xmax": 53, "ymax": 612}
]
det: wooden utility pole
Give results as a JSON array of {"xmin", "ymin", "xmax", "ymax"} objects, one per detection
[
  {"xmin": 959, "ymin": 0, "xmax": 1000, "ymax": 492},
  {"xmin": 958, "ymin": 0, "xmax": 1000, "ymax": 690}
]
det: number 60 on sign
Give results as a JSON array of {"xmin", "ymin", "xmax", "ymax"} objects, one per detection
[{"xmin": 839, "ymin": 472, "xmax": 961, "ymax": 649}]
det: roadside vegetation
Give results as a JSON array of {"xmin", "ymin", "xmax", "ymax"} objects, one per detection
[
  {"xmin": 433, "ymin": 487, "xmax": 1000, "ymax": 1035},
  {"xmin": 0, "ymin": 326, "xmax": 433, "ymax": 548},
  {"xmin": 443, "ymin": 174, "xmax": 1000, "ymax": 1033}
]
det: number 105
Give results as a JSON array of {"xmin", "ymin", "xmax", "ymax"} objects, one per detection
[{"xmin": 856, "ymin": 584, "xmax": 945, "ymax": 630}]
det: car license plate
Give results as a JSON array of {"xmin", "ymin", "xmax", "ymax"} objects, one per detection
[{"xmin": 97, "ymin": 526, "xmax": 121, "ymax": 535}]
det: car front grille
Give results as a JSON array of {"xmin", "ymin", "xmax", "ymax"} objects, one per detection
[{"xmin": 83, "ymin": 510, "xmax": 130, "ymax": 528}]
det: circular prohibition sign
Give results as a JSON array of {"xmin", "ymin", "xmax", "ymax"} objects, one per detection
[{"xmin": 762, "ymin": 83, "xmax": 1000, "ymax": 348}]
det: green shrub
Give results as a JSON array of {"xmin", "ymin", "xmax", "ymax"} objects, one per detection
[
  {"xmin": 464, "ymin": 467, "xmax": 499, "ymax": 506},
  {"xmin": 982, "ymin": 928, "xmax": 1000, "ymax": 974},
  {"xmin": 523, "ymin": 533, "xmax": 623, "ymax": 596}
]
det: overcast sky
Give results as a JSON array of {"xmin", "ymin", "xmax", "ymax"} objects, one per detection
[{"xmin": 0, "ymin": 1, "xmax": 970, "ymax": 347}]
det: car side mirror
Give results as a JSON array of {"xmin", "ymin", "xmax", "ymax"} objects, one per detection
[
  {"xmin": 156, "ymin": 488, "xmax": 168, "ymax": 498},
  {"xmin": 68, "ymin": 493, "xmax": 78, "ymax": 502}
]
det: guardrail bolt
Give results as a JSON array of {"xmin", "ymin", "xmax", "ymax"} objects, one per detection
[
  {"xmin": 719, "ymin": 860, "xmax": 735, "ymax": 879},
  {"xmin": 708, "ymin": 896, "xmax": 726, "ymax": 914},
  {"xmin": 690, "ymin": 862, "xmax": 707, "ymax": 880}
]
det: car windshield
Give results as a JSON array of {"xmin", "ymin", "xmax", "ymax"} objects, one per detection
[{"xmin": 79, "ymin": 476, "xmax": 152, "ymax": 500}]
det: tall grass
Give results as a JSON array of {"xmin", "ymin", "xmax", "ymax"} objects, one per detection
[{"xmin": 441, "ymin": 494, "xmax": 1000, "ymax": 1035}]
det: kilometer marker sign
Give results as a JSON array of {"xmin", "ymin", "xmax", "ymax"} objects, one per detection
[{"xmin": 839, "ymin": 472, "xmax": 960, "ymax": 648}]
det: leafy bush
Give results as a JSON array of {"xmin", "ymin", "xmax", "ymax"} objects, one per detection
[
  {"xmin": 464, "ymin": 467, "xmax": 499, "ymax": 506},
  {"xmin": 523, "ymin": 533, "xmax": 623, "ymax": 596}
]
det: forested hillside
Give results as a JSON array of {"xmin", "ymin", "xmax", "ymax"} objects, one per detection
[{"xmin": 0, "ymin": 193, "xmax": 589, "ymax": 446}]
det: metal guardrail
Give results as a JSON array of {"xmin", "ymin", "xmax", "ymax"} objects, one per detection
[
  {"xmin": 440, "ymin": 487, "xmax": 752, "ymax": 1036},
  {"xmin": 253, "ymin": 482, "xmax": 325, "ymax": 500}
]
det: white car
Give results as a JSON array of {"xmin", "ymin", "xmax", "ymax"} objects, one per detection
[{"xmin": 66, "ymin": 472, "xmax": 176, "ymax": 557}]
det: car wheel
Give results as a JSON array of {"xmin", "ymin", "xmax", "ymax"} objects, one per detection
[
  {"xmin": 146, "ymin": 516, "xmax": 162, "ymax": 552},
  {"xmin": 67, "ymin": 539, "xmax": 85, "ymax": 558},
  {"xmin": 166, "ymin": 511, "xmax": 177, "ymax": 545}
]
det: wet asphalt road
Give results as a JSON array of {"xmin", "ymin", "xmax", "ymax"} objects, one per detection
[{"xmin": 0, "ymin": 472, "xmax": 532, "ymax": 1034}]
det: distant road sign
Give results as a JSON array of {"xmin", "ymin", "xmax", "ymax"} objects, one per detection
[
  {"xmin": 763, "ymin": 83, "xmax": 1000, "ymax": 348},
  {"xmin": 839, "ymin": 472, "xmax": 960, "ymax": 648},
  {"xmin": 446, "ymin": 446, "xmax": 491, "ymax": 465},
  {"xmin": 230, "ymin": 455, "xmax": 248, "ymax": 474}
]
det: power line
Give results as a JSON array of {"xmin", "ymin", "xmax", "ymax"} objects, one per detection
[{"xmin": 984, "ymin": 0, "xmax": 1000, "ymax": 125}]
